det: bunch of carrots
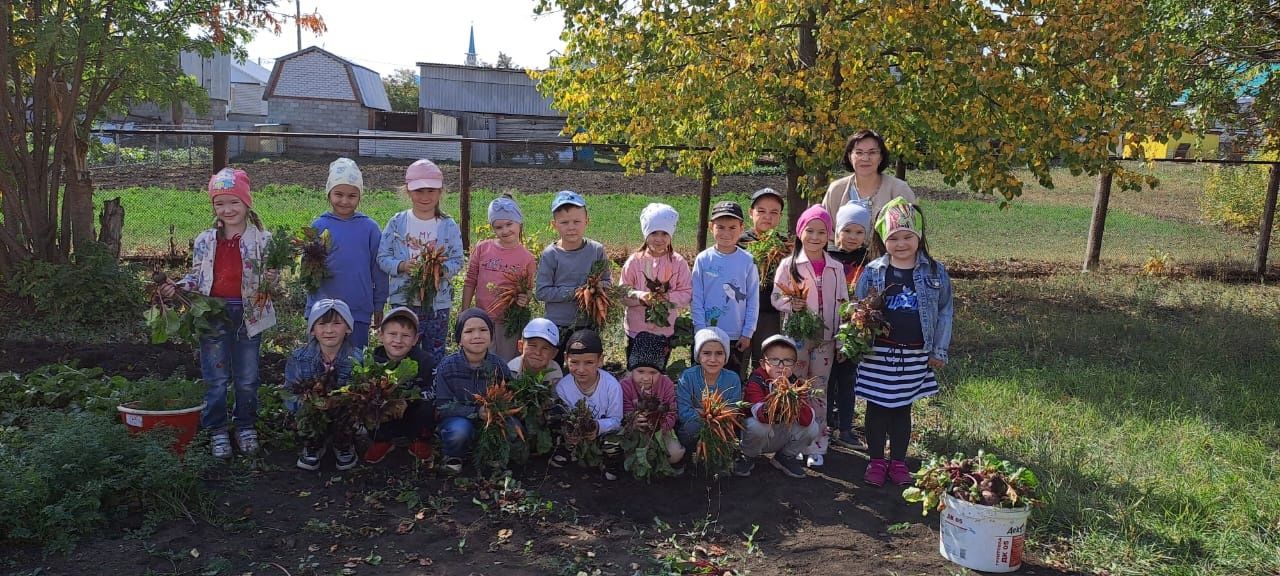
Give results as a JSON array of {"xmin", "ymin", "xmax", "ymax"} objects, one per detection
[
  {"xmin": 779, "ymin": 281, "xmax": 823, "ymax": 342},
  {"xmin": 486, "ymin": 269, "xmax": 533, "ymax": 338},
  {"xmin": 693, "ymin": 387, "xmax": 743, "ymax": 474},
  {"xmin": 746, "ymin": 228, "xmax": 791, "ymax": 292},
  {"xmin": 761, "ymin": 376, "xmax": 818, "ymax": 425},
  {"xmin": 472, "ymin": 379, "xmax": 525, "ymax": 470},
  {"xmin": 574, "ymin": 260, "xmax": 613, "ymax": 330},
  {"xmin": 403, "ymin": 240, "xmax": 448, "ymax": 306}
]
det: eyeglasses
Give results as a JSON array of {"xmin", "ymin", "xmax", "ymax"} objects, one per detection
[
  {"xmin": 762, "ymin": 357, "xmax": 797, "ymax": 367},
  {"xmin": 852, "ymin": 149, "xmax": 881, "ymax": 158}
]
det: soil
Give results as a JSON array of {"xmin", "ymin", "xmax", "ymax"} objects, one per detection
[{"xmin": 1, "ymin": 341, "xmax": 1079, "ymax": 576}]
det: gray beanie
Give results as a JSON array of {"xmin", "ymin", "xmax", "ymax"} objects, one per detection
[
  {"xmin": 836, "ymin": 202, "xmax": 871, "ymax": 235},
  {"xmin": 693, "ymin": 327, "xmax": 731, "ymax": 360},
  {"xmin": 307, "ymin": 299, "xmax": 353, "ymax": 334}
]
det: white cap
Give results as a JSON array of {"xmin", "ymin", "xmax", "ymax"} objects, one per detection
[
  {"xmin": 521, "ymin": 317, "xmax": 560, "ymax": 346},
  {"xmin": 640, "ymin": 202, "xmax": 678, "ymax": 238},
  {"xmin": 326, "ymin": 157, "xmax": 363, "ymax": 194}
]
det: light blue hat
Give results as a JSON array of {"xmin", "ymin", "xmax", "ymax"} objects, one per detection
[
  {"xmin": 550, "ymin": 190, "xmax": 587, "ymax": 213},
  {"xmin": 488, "ymin": 195, "xmax": 524, "ymax": 224},
  {"xmin": 836, "ymin": 202, "xmax": 871, "ymax": 234},
  {"xmin": 307, "ymin": 299, "xmax": 353, "ymax": 334}
]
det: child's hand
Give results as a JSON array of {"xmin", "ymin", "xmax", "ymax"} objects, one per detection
[
  {"xmin": 516, "ymin": 293, "xmax": 530, "ymax": 307},
  {"xmin": 158, "ymin": 282, "xmax": 178, "ymax": 298},
  {"xmin": 478, "ymin": 405, "xmax": 490, "ymax": 421},
  {"xmin": 790, "ymin": 298, "xmax": 806, "ymax": 312},
  {"xmin": 398, "ymin": 260, "xmax": 411, "ymax": 274},
  {"xmin": 927, "ymin": 357, "xmax": 946, "ymax": 370},
  {"xmin": 736, "ymin": 337, "xmax": 751, "ymax": 352},
  {"xmin": 634, "ymin": 413, "xmax": 651, "ymax": 431},
  {"xmin": 836, "ymin": 351, "xmax": 847, "ymax": 363}
]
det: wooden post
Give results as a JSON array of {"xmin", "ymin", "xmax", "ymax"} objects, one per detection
[
  {"xmin": 460, "ymin": 140, "xmax": 473, "ymax": 252},
  {"xmin": 1254, "ymin": 163, "xmax": 1280, "ymax": 278},
  {"xmin": 97, "ymin": 197, "xmax": 124, "ymax": 259},
  {"xmin": 697, "ymin": 159, "xmax": 712, "ymax": 251},
  {"xmin": 895, "ymin": 158, "xmax": 907, "ymax": 181},
  {"xmin": 212, "ymin": 134, "xmax": 228, "ymax": 171},
  {"xmin": 1083, "ymin": 170, "xmax": 1113, "ymax": 272},
  {"xmin": 785, "ymin": 155, "xmax": 803, "ymax": 232}
]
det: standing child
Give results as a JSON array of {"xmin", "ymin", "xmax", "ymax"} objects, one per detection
[
  {"xmin": 378, "ymin": 159, "xmax": 463, "ymax": 364},
  {"xmin": 855, "ymin": 198, "xmax": 953, "ymax": 487},
  {"xmin": 675, "ymin": 327, "xmax": 744, "ymax": 462},
  {"xmin": 162, "ymin": 168, "xmax": 278, "ymax": 460},
  {"xmin": 364, "ymin": 306, "xmax": 438, "ymax": 464},
  {"xmin": 691, "ymin": 201, "xmax": 759, "ymax": 376},
  {"xmin": 507, "ymin": 318, "xmax": 565, "ymax": 385},
  {"xmin": 771, "ymin": 205, "xmax": 848, "ymax": 468},
  {"xmin": 309, "ymin": 158, "xmax": 388, "ymax": 350},
  {"xmin": 620, "ymin": 203, "xmax": 692, "ymax": 355},
  {"xmin": 737, "ymin": 188, "xmax": 787, "ymax": 370},
  {"xmin": 553, "ymin": 330, "xmax": 625, "ymax": 480},
  {"xmin": 738, "ymin": 335, "xmax": 818, "ymax": 479},
  {"xmin": 462, "ymin": 195, "xmax": 537, "ymax": 361},
  {"xmin": 620, "ymin": 333, "xmax": 686, "ymax": 471},
  {"xmin": 827, "ymin": 203, "xmax": 873, "ymax": 450},
  {"xmin": 432, "ymin": 308, "xmax": 513, "ymax": 474},
  {"xmin": 286, "ymin": 299, "xmax": 363, "ymax": 471},
  {"xmin": 534, "ymin": 190, "xmax": 611, "ymax": 364}
]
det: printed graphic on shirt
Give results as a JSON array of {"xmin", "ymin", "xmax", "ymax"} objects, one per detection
[
  {"xmin": 722, "ymin": 282, "xmax": 747, "ymax": 304},
  {"xmin": 885, "ymin": 285, "xmax": 919, "ymax": 312}
]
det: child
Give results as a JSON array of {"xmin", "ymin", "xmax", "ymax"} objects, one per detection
[
  {"xmin": 855, "ymin": 198, "xmax": 953, "ymax": 487},
  {"xmin": 553, "ymin": 329, "xmax": 625, "ymax": 480},
  {"xmin": 675, "ymin": 327, "xmax": 743, "ymax": 459},
  {"xmin": 738, "ymin": 335, "xmax": 818, "ymax": 479},
  {"xmin": 308, "ymin": 158, "xmax": 388, "ymax": 350},
  {"xmin": 461, "ymin": 195, "xmax": 537, "ymax": 361},
  {"xmin": 286, "ymin": 299, "xmax": 363, "ymax": 471},
  {"xmin": 737, "ymin": 187, "xmax": 787, "ymax": 370},
  {"xmin": 432, "ymin": 308, "xmax": 513, "ymax": 474},
  {"xmin": 534, "ymin": 190, "xmax": 611, "ymax": 364},
  {"xmin": 620, "ymin": 203, "xmax": 692, "ymax": 353},
  {"xmin": 162, "ymin": 168, "xmax": 278, "ymax": 460},
  {"xmin": 378, "ymin": 158, "xmax": 464, "ymax": 364},
  {"xmin": 771, "ymin": 205, "xmax": 848, "ymax": 468},
  {"xmin": 619, "ymin": 332, "xmax": 685, "ymax": 470},
  {"xmin": 691, "ymin": 201, "xmax": 759, "ymax": 376},
  {"xmin": 364, "ymin": 306, "xmax": 437, "ymax": 464},
  {"xmin": 507, "ymin": 318, "xmax": 565, "ymax": 384},
  {"xmin": 827, "ymin": 203, "xmax": 873, "ymax": 451}
]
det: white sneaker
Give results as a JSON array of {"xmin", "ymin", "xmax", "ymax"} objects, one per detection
[{"xmin": 806, "ymin": 454, "xmax": 824, "ymax": 467}]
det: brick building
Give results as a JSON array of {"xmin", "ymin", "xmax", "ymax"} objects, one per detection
[{"xmin": 264, "ymin": 46, "xmax": 390, "ymax": 153}]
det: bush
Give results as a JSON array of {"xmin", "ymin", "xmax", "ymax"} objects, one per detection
[
  {"xmin": 1201, "ymin": 152, "xmax": 1280, "ymax": 232},
  {"xmin": 0, "ymin": 410, "xmax": 212, "ymax": 554},
  {"xmin": 0, "ymin": 364, "xmax": 201, "ymax": 423},
  {"xmin": 7, "ymin": 242, "xmax": 145, "ymax": 326}
]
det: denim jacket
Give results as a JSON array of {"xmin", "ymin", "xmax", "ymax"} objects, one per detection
[
  {"xmin": 376, "ymin": 210, "xmax": 464, "ymax": 310},
  {"xmin": 432, "ymin": 351, "xmax": 512, "ymax": 420},
  {"xmin": 854, "ymin": 253, "xmax": 954, "ymax": 363},
  {"xmin": 284, "ymin": 340, "xmax": 362, "ymax": 394}
]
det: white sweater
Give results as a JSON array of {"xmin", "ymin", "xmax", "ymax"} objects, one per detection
[{"xmin": 555, "ymin": 370, "xmax": 624, "ymax": 435}]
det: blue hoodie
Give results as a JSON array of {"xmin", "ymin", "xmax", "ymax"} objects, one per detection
[{"xmin": 306, "ymin": 211, "xmax": 388, "ymax": 325}]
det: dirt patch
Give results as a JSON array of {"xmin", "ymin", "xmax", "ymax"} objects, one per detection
[{"xmin": 0, "ymin": 340, "xmax": 286, "ymax": 383}]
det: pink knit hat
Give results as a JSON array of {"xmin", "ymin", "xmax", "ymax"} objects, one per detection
[
  {"xmin": 207, "ymin": 168, "xmax": 252, "ymax": 208},
  {"xmin": 795, "ymin": 204, "xmax": 832, "ymax": 236},
  {"xmin": 405, "ymin": 159, "xmax": 444, "ymax": 190}
]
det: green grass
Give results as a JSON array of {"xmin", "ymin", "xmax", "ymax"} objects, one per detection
[{"xmin": 927, "ymin": 273, "xmax": 1280, "ymax": 575}]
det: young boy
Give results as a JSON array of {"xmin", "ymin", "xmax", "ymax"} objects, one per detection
[
  {"xmin": 534, "ymin": 190, "xmax": 611, "ymax": 365},
  {"xmin": 620, "ymin": 332, "xmax": 685, "ymax": 470},
  {"xmin": 675, "ymin": 327, "xmax": 744, "ymax": 462},
  {"xmin": 507, "ymin": 318, "xmax": 565, "ymax": 385},
  {"xmin": 828, "ymin": 203, "xmax": 872, "ymax": 451},
  {"xmin": 364, "ymin": 306, "xmax": 438, "ymax": 464},
  {"xmin": 738, "ymin": 335, "xmax": 818, "ymax": 479},
  {"xmin": 738, "ymin": 188, "xmax": 787, "ymax": 368},
  {"xmin": 553, "ymin": 329, "xmax": 625, "ymax": 480},
  {"xmin": 432, "ymin": 308, "xmax": 513, "ymax": 474},
  {"xmin": 691, "ymin": 201, "xmax": 759, "ymax": 376},
  {"xmin": 286, "ymin": 299, "xmax": 363, "ymax": 471}
]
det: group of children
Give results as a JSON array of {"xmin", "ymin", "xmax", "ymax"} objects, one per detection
[{"xmin": 169, "ymin": 129, "xmax": 953, "ymax": 488}]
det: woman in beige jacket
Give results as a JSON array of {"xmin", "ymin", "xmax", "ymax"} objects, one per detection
[{"xmin": 822, "ymin": 129, "xmax": 916, "ymax": 226}]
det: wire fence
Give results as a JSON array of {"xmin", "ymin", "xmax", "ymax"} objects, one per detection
[{"xmin": 89, "ymin": 124, "xmax": 215, "ymax": 169}]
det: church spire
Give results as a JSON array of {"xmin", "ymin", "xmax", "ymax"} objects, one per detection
[{"xmin": 465, "ymin": 24, "xmax": 477, "ymax": 66}]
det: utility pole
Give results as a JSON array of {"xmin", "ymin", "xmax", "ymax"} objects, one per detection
[{"xmin": 295, "ymin": 0, "xmax": 302, "ymax": 51}]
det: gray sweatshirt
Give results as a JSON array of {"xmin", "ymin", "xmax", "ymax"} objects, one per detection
[{"xmin": 535, "ymin": 238, "xmax": 611, "ymax": 327}]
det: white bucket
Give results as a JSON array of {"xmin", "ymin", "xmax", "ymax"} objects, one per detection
[{"xmin": 938, "ymin": 493, "xmax": 1031, "ymax": 573}]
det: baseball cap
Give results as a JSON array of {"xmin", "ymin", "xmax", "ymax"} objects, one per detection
[
  {"xmin": 750, "ymin": 187, "xmax": 784, "ymax": 207},
  {"xmin": 381, "ymin": 306, "xmax": 419, "ymax": 331},
  {"xmin": 710, "ymin": 201, "xmax": 744, "ymax": 222},
  {"xmin": 564, "ymin": 329, "xmax": 604, "ymax": 355},
  {"xmin": 521, "ymin": 318, "xmax": 560, "ymax": 347},
  {"xmin": 550, "ymin": 190, "xmax": 587, "ymax": 213},
  {"xmin": 405, "ymin": 159, "xmax": 444, "ymax": 190}
]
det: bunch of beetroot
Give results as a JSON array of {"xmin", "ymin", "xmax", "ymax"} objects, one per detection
[{"xmin": 903, "ymin": 450, "xmax": 1039, "ymax": 516}]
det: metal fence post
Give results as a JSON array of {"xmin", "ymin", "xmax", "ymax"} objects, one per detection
[
  {"xmin": 1083, "ymin": 170, "xmax": 1113, "ymax": 272},
  {"xmin": 460, "ymin": 140, "xmax": 473, "ymax": 252},
  {"xmin": 1254, "ymin": 163, "xmax": 1280, "ymax": 278},
  {"xmin": 698, "ymin": 158, "xmax": 712, "ymax": 252}
]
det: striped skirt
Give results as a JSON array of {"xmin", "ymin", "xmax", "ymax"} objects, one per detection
[{"xmin": 854, "ymin": 344, "xmax": 937, "ymax": 408}]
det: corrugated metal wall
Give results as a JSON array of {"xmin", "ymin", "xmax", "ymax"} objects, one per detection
[
  {"xmin": 418, "ymin": 64, "xmax": 562, "ymax": 117},
  {"xmin": 358, "ymin": 129, "xmax": 460, "ymax": 161},
  {"xmin": 351, "ymin": 66, "xmax": 391, "ymax": 111},
  {"xmin": 230, "ymin": 83, "xmax": 268, "ymax": 116}
]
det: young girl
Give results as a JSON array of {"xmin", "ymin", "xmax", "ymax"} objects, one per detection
[
  {"xmin": 378, "ymin": 158, "xmax": 464, "ymax": 364},
  {"xmin": 620, "ymin": 203, "xmax": 692, "ymax": 354},
  {"xmin": 620, "ymin": 332, "xmax": 685, "ymax": 471},
  {"xmin": 286, "ymin": 299, "xmax": 363, "ymax": 471},
  {"xmin": 855, "ymin": 198, "xmax": 953, "ymax": 487},
  {"xmin": 461, "ymin": 194, "xmax": 537, "ymax": 361},
  {"xmin": 162, "ymin": 168, "xmax": 278, "ymax": 460},
  {"xmin": 827, "ymin": 203, "xmax": 874, "ymax": 450},
  {"xmin": 674, "ymin": 327, "xmax": 743, "ymax": 470},
  {"xmin": 770, "ymin": 205, "xmax": 848, "ymax": 468},
  {"xmin": 309, "ymin": 157, "xmax": 387, "ymax": 350}
]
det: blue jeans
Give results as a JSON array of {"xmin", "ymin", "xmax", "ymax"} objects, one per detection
[
  {"xmin": 199, "ymin": 304, "xmax": 262, "ymax": 432},
  {"xmin": 416, "ymin": 307, "xmax": 449, "ymax": 365},
  {"xmin": 437, "ymin": 415, "xmax": 524, "ymax": 458}
]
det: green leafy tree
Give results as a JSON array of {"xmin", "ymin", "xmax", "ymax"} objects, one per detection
[
  {"xmin": 495, "ymin": 51, "xmax": 516, "ymax": 69},
  {"xmin": 534, "ymin": 1, "xmax": 1191, "ymax": 220},
  {"xmin": 383, "ymin": 68, "xmax": 419, "ymax": 112},
  {"xmin": 0, "ymin": 1, "xmax": 325, "ymax": 274}
]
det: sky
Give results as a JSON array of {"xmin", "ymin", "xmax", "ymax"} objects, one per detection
[{"xmin": 244, "ymin": 0, "xmax": 566, "ymax": 76}]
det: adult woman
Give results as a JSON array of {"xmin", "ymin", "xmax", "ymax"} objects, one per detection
[{"xmin": 822, "ymin": 130, "xmax": 917, "ymax": 227}]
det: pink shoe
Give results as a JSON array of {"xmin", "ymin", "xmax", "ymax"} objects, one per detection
[
  {"xmin": 863, "ymin": 458, "xmax": 888, "ymax": 486},
  {"xmin": 889, "ymin": 460, "xmax": 913, "ymax": 486}
]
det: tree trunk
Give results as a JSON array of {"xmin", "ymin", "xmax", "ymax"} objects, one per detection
[
  {"xmin": 98, "ymin": 197, "xmax": 124, "ymax": 259},
  {"xmin": 1083, "ymin": 170, "xmax": 1113, "ymax": 272},
  {"xmin": 785, "ymin": 155, "xmax": 804, "ymax": 231}
]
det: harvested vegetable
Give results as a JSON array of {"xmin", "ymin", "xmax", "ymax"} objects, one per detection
[
  {"xmin": 293, "ymin": 355, "xmax": 418, "ymax": 445},
  {"xmin": 564, "ymin": 398, "xmax": 603, "ymax": 468},
  {"xmin": 746, "ymin": 228, "xmax": 791, "ymax": 293},
  {"xmin": 294, "ymin": 226, "xmax": 333, "ymax": 294},
  {"xmin": 692, "ymin": 387, "xmax": 743, "ymax": 475},
  {"xmin": 144, "ymin": 271, "xmax": 228, "ymax": 346},
  {"xmin": 836, "ymin": 288, "xmax": 891, "ymax": 361},
  {"xmin": 508, "ymin": 368, "xmax": 555, "ymax": 455},
  {"xmin": 903, "ymin": 450, "xmax": 1040, "ymax": 516},
  {"xmin": 574, "ymin": 259, "xmax": 613, "ymax": 330},
  {"xmin": 621, "ymin": 390, "xmax": 677, "ymax": 481},
  {"xmin": 761, "ymin": 376, "xmax": 819, "ymax": 425},
  {"xmin": 486, "ymin": 269, "xmax": 533, "ymax": 338},
  {"xmin": 779, "ymin": 281, "xmax": 822, "ymax": 342},
  {"xmin": 642, "ymin": 269, "xmax": 673, "ymax": 327},
  {"xmin": 402, "ymin": 239, "xmax": 449, "ymax": 306},
  {"xmin": 472, "ymin": 379, "xmax": 526, "ymax": 471}
]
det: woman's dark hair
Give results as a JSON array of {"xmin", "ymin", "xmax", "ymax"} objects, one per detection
[
  {"xmin": 842, "ymin": 129, "xmax": 890, "ymax": 174},
  {"xmin": 870, "ymin": 203, "xmax": 937, "ymax": 275}
]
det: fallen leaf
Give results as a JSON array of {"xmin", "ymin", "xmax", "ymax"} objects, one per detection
[
  {"xmin": 418, "ymin": 557, "xmax": 433, "ymax": 566},
  {"xmin": 708, "ymin": 544, "xmax": 727, "ymax": 557},
  {"xmin": 307, "ymin": 544, "xmax": 320, "ymax": 552},
  {"xmin": 497, "ymin": 528, "xmax": 513, "ymax": 541},
  {"xmin": 298, "ymin": 491, "xmax": 311, "ymax": 497},
  {"xmin": 396, "ymin": 520, "xmax": 415, "ymax": 534}
]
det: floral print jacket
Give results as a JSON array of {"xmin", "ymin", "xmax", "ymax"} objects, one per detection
[{"xmin": 178, "ymin": 224, "xmax": 277, "ymax": 337}]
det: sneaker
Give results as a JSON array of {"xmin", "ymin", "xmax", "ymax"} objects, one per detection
[
  {"xmin": 731, "ymin": 454, "xmax": 754, "ymax": 477},
  {"xmin": 441, "ymin": 456, "xmax": 464, "ymax": 474},
  {"xmin": 770, "ymin": 453, "xmax": 807, "ymax": 479},
  {"xmin": 602, "ymin": 465, "xmax": 620, "ymax": 481},
  {"xmin": 297, "ymin": 445, "xmax": 325, "ymax": 471},
  {"xmin": 407, "ymin": 440, "xmax": 433, "ymax": 461},
  {"xmin": 863, "ymin": 458, "xmax": 888, "ymax": 486},
  {"xmin": 805, "ymin": 454, "xmax": 824, "ymax": 468},
  {"xmin": 236, "ymin": 428, "xmax": 260, "ymax": 455},
  {"xmin": 364, "ymin": 441, "xmax": 394, "ymax": 464},
  {"xmin": 831, "ymin": 430, "xmax": 867, "ymax": 451},
  {"xmin": 211, "ymin": 432, "xmax": 233, "ymax": 459},
  {"xmin": 670, "ymin": 462, "xmax": 686, "ymax": 477},
  {"xmin": 334, "ymin": 445, "xmax": 358, "ymax": 471},
  {"xmin": 889, "ymin": 460, "xmax": 913, "ymax": 486},
  {"xmin": 549, "ymin": 446, "xmax": 572, "ymax": 468}
]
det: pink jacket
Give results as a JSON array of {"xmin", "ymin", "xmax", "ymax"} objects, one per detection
[
  {"xmin": 771, "ymin": 251, "xmax": 849, "ymax": 342},
  {"xmin": 620, "ymin": 374, "xmax": 678, "ymax": 432},
  {"xmin": 463, "ymin": 239, "xmax": 537, "ymax": 321},
  {"xmin": 619, "ymin": 251, "xmax": 692, "ymax": 337}
]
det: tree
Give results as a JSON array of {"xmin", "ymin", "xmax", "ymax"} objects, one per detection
[
  {"xmin": 384, "ymin": 68, "xmax": 419, "ymax": 112},
  {"xmin": 496, "ymin": 51, "xmax": 517, "ymax": 69},
  {"xmin": 0, "ymin": 1, "xmax": 324, "ymax": 273},
  {"xmin": 533, "ymin": 1, "xmax": 1191, "ymax": 223}
]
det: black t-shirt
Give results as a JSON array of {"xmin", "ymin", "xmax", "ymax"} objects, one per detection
[{"xmin": 882, "ymin": 265, "xmax": 924, "ymax": 345}]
